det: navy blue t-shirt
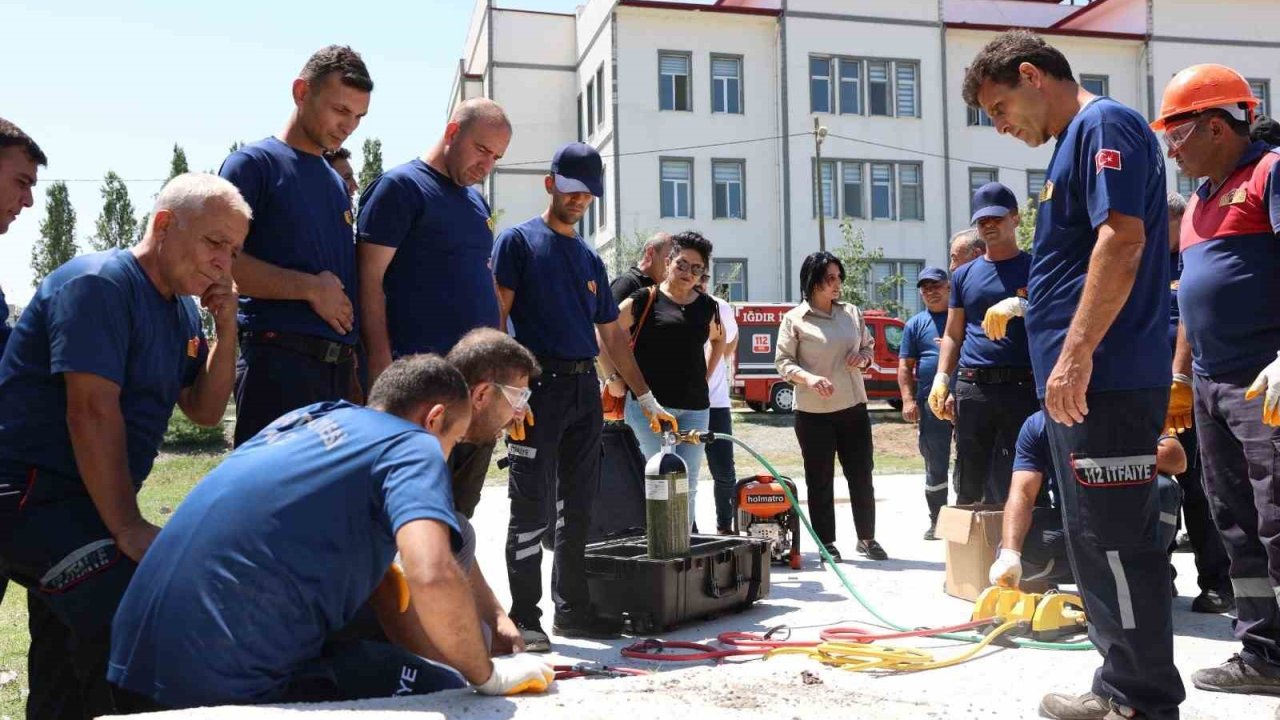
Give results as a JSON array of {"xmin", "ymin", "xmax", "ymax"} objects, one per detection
[
  {"xmin": 108, "ymin": 402, "xmax": 460, "ymax": 708},
  {"xmin": 0, "ymin": 285, "xmax": 10, "ymax": 352},
  {"xmin": 357, "ymin": 160, "xmax": 500, "ymax": 356},
  {"xmin": 899, "ymin": 309, "xmax": 946, "ymax": 397},
  {"xmin": 1027, "ymin": 97, "xmax": 1171, "ymax": 396},
  {"xmin": 219, "ymin": 137, "xmax": 357, "ymax": 344},
  {"xmin": 492, "ymin": 217, "xmax": 618, "ymax": 359},
  {"xmin": 949, "ymin": 253, "xmax": 1032, "ymax": 368},
  {"xmin": 1177, "ymin": 143, "xmax": 1280, "ymax": 376},
  {"xmin": 1012, "ymin": 411, "xmax": 1055, "ymax": 508},
  {"xmin": 0, "ymin": 250, "xmax": 205, "ymax": 487}
]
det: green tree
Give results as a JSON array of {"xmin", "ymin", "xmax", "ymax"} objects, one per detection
[
  {"xmin": 92, "ymin": 171, "xmax": 138, "ymax": 251},
  {"xmin": 168, "ymin": 143, "xmax": 190, "ymax": 180},
  {"xmin": 833, "ymin": 218, "xmax": 905, "ymax": 317},
  {"xmin": 32, "ymin": 182, "xmax": 78, "ymax": 286},
  {"xmin": 359, "ymin": 137, "xmax": 383, "ymax": 191},
  {"xmin": 229, "ymin": 141, "xmax": 245, "ymax": 155},
  {"xmin": 1016, "ymin": 198, "xmax": 1038, "ymax": 252},
  {"xmin": 606, "ymin": 227, "xmax": 656, "ymax": 277}
]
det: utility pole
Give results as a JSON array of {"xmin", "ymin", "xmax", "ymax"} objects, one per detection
[{"xmin": 813, "ymin": 116, "xmax": 828, "ymax": 251}]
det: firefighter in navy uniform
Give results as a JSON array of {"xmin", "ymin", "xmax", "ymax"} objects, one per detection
[
  {"xmin": 492, "ymin": 142, "xmax": 674, "ymax": 652},
  {"xmin": 1156, "ymin": 64, "xmax": 1280, "ymax": 698},
  {"xmin": 965, "ymin": 31, "xmax": 1180, "ymax": 719}
]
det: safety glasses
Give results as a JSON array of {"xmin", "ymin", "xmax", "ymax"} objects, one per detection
[
  {"xmin": 496, "ymin": 383, "xmax": 532, "ymax": 413},
  {"xmin": 1162, "ymin": 115, "xmax": 1205, "ymax": 153}
]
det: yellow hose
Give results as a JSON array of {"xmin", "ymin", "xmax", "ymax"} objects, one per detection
[{"xmin": 762, "ymin": 620, "xmax": 1025, "ymax": 673}]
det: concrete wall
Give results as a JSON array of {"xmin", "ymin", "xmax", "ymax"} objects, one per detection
[{"xmin": 789, "ymin": 0, "xmax": 939, "ymax": 25}]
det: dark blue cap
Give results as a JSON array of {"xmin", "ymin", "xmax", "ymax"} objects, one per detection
[
  {"xmin": 970, "ymin": 182, "xmax": 1019, "ymax": 225},
  {"xmin": 551, "ymin": 142, "xmax": 604, "ymax": 197},
  {"xmin": 916, "ymin": 266, "xmax": 948, "ymax": 287}
]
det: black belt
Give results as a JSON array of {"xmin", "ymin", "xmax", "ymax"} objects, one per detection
[
  {"xmin": 956, "ymin": 366, "xmax": 1034, "ymax": 385},
  {"xmin": 242, "ymin": 331, "xmax": 355, "ymax": 365},
  {"xmin": 536, "ymin": 356, "xmax": 596, "ymax": 376}
]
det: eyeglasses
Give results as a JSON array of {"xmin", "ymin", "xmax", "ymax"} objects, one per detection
[
  {"xmin": 495, "ymin": 383, "xmax": 532, "ymax": 413},
  {"xmin": 673, "ymin": 258, "xmax": 706, "ymax": 276},
  {"xmin": 1162, "ymin": 115, "xmax": 1205, "ymax": 153}
]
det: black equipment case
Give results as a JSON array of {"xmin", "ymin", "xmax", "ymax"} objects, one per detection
[
  {"xmin": 588, "ymin": 421, "xmax": 648, "ymax": 543},
  {"xmin": 583, "ymin": 534, "xmax": 771, "ymax": 633}
]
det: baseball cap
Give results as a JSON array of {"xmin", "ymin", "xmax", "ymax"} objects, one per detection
[
  {"xmin": 917, "ymin": 266, "xmax": 948, "ymax": 287},
  {"xmin": 970, "ymin": 182, "xmax": 1019, "ymax": 225},
  {"xmin": 550, "ymin": 142, "xmax": 604, "ymax": 197}
]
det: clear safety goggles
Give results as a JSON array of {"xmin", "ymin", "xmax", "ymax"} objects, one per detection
[
  {"xmin": 496, "ymin": 383, "xmax": 532, "ymax": 413},
  {"xmin": 1161, "ymin": 115, "xmax": 1205, "ymax": 153}
]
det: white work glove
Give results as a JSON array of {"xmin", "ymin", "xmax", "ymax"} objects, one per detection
[
  {"xmin": 928, "ymin": 373, "xmax": 953, "ymax": 421},
  {"xmin": 1245, "ymin": 351, "xmax": 1280, "ymax": 426},
  {"xmin": 988, "ymin": 548, "xmax": 1022, "ymax": 588},
  {"xmin": 982, "ymin": 297, "xmax": 1027, "ymax": 341},
  {"xmin": 636, "ymin": 391, "xmax": 678, "ymax": 434},
  {"xmin": 474, "ymin": 654, "xmax": 556, "ymax": 696}
]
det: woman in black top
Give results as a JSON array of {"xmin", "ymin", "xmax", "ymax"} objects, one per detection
[{"xmin": 599, "ymin": 232, "xmax": 725, "ymax": 530}]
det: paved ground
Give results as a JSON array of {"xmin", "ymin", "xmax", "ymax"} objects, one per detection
[{"xmin": 110, "ymin": 467, "xmax": 1275, "ymax": 719}]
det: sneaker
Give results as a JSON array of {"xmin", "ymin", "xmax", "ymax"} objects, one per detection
[
  {"xmin": 1192, "ymin": 654, "xmax": 1280, "ymax": 695},
  {"xmin": 1191, "ymin": 588, "xmax": 1235, "ymax": 614},
  {"xmin": 823, "ymin": 543, "xmax": 842, "ymax": 563},
  {"xmin": 1038, "ymin": 691, "xmax": 1111, "ymax": 720},
  {"xmin": 552, "ymin": 609, "xmax": 624, "ymax": 640},
  {"xmin": 923, "ymin": 525, "xmax": 939, "ymax": 541},
  {"xmin": 856, "ymin": 539, "xmax": 888, "ymax": 561},
  {"xmin": 514, "ymin": 619, "xmax": 551, "ymax": 653}
]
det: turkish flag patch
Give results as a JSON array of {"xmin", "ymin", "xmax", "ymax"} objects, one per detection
[{"xmin": 1095, "ymin": 148, "xmax": 1122, "ymax": 174}]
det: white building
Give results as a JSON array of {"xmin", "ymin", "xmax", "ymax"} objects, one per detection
[{"xmin": 453, "ymin": 0, "xmax": 1280, "ymax": 311}]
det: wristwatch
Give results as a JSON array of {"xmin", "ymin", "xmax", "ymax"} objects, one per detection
[{"xmin": 604, "ymin": 372, "xmax": 621, "ymax": 384}]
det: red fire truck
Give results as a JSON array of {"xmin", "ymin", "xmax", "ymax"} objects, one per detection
[{"xmin": 731, "ymin": 302, "xmax": 904, "ymax": 413}]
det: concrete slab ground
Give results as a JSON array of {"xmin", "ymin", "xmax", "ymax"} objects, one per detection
[{"xmin": 110, "ymin": 471, "xmax": 1276, "ymax": 719}]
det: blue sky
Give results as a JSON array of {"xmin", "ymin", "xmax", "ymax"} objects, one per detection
[{"xmin": 2, "ymin": 0, "xmax": 577, "ymax": 305}]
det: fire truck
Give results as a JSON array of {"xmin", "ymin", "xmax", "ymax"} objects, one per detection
[{"xmin": 731, "ymin": 302, "xmax": 905, "ymax": 413}]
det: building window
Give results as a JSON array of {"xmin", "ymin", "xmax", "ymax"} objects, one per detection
[
  {"xmin": 867, "ymin": 260, "xmax": 923, "ymax": 318},
  {"xmin": 587, "ymin": 198, "xmax": 596, "ymax": 237},
  {"xmin": 1027, "ymin": 170, "xmax": 1047, "ymax": 205},
  {"xmin": 968, "ymin": 106, "xmax": 995, "ymax": 127},
  {"xmin": 1080, "ymin": 74, "xmax": 1109, "ymax": 97},
  {"xmin": 868, "ymin": 60, "xmax": 891, "ymax": 116},
  {"xmin": 596, "ymin": 65, "xmax": 606, "ymax": 126},
  {"xmin": 659, "ymin": 52, "xmax": 692, "ymax": 111},
  {"xmin": 899, "ymin": 163, "xmax": 923, "ymax": 221},
  {"xmin": 713, "ymin": 259, "xmax": 748, "ymax": 301},
  {"xmin": 969, "ymin": 168, "xmax": 999, "ymax": 215},
  {"xmin": 870, "ymin": 163, "xmax": 895, "ymax": 220},
  {"xmin": 660, "ymin": 158, "xmax": 693, "ymax": 218},
  {"xmin": 576, "ymin": 93, "xmax": 584, "ymax": 141},
  {"xmin": 838, "ymin": 58, "xmax": 862, "ymax": 115},
  {"xmin": 896, "ymin": 63, "xmax": 919, "ymax": 118},
  {"xmin": 1250, "ymin": 78, "xmax": 1271, "ymax": 116},
  {"xmin": 712, "ymin": 160, "xmax": 745, "ymax": 219},
  {"xmin": 598, "ymin": 163, "xmax": 606, "ymax": 230},
  {"xmin": 842, "ymin": 163, "xmax": 863, "ymax": 219},
  {"xmin": 711, "ymin": 55, "xmax": 743, "ymax": 114},
  {"xmin": 586, "ymin": 78, "xmax": 596, "ymax": 136},
  {"xmin": 1176, "ymin": 172, "xmax": 1201, "ymax": 196},
  {"xmin": 810, "ymin": 56, "xmax": 833, "ymax": 114},
  {"xmin": 816, "ymin": 160, "xmax": 837, "ymax": 218}
]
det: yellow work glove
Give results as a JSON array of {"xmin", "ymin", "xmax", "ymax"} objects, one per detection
[
  {"xmin": 982, "ymin": 297, "xmax": 1027, "ymax": 341},
  {"xmin": 474, "ymin": 654, "xmax": 556, "ymax": 696},
  {"xmin": 506, "ymin": 407, "xmax": 535, "ymax": 442},
  {"xmin": 1245, "ymin": 351, "xmax": 1280, "ymax": 426},
  {"xmin": 375, "ymin": 561, "xmax": 410, "ymax": 613},
  {"xmin": 1166, "ymin": 374, "xmax": 1193, "ymax": 434},
  {"xmin": 928, "ymin": 373, "xmax": 953, "ymax": 421},
  {"xmin": 636, "ymin": 391, "xmax": 678, "ymax": 434}
]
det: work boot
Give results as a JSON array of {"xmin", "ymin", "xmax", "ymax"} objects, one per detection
[
  {"xmin": 1038, "ymin": 691, "xmax": 1110, "ymax": 719},
  {"xmin": 856, "ymin": 539, "xmax": 888, "ymax": 561},
  {"xmin": 552, "ymin": 608, "xmax": 623, "ymax": 640},
  {"xmin": 1192, "ymin": 654, "xmax": 1280, "ymax": 695},
  {"xmin": 1190, "ymin": 588, "xmax": 1235, "ymax": 614},
  {"xmin": 923, "ymin": 524, "xmax": 939, "ymax": 541},
  {"xmin": 514, "ymin": 619, "xmax": 551, "ymax": 653}
]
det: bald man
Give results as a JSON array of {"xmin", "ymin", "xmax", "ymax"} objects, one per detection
[{"xmin": 358, "ymin": 98, "xmax": 514, "ymax": 386}]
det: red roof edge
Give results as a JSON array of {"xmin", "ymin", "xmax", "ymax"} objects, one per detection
[
  {"xmin": 1050, "ymin": 0, "xmax": 1119, "ymax": 29},
  {"xmin": 945, "ymin": 22, "xmax": 1145, "ymax": 42},
  {"xmin": 620, "ymin": 0, "xmax": 781, "ymax": 17}
]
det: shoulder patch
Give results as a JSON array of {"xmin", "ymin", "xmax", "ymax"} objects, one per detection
[{"xmin": 1095, "ymin": 149, "xmax": 1122, "ymax": 174}]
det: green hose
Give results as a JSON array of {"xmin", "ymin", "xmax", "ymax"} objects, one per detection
[{"xmin": 715, "ymin": 433, "xmax": 1094, "ymax": 651}]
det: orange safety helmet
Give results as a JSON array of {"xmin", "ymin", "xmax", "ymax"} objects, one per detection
[{"xmin": 1151, "ymin": 64, "xmax": 1258, "ymax": 131}]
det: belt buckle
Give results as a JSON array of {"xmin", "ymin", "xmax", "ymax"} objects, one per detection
[{"xmin": 323, "ymin": 343, "xmax": 341, "ymax": 364}]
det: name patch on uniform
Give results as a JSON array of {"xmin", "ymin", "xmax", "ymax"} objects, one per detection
[
  {"xmin": 1219, "ymin": 188, "xmax": 1248, "ymax": 207},
  {"xmin": 1071, "ymin": 453, "xmax": 1155, "ymax": 488},
  {"xmin": 508, "ymin": 444, "xmax": 537, "ymax": 460},
  {"xmin": 1039, "ymin": 180, "xmax": 1054, "ymax": 202},
  {"xmin": 39, "ymin": 539, "xmax": 117, "ymax": 592},
  {"xmin": 1095, "ymin": 149, "xmax": 1122, "ymax": 174}
]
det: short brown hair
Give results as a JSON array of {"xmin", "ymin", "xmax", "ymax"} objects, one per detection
[
  {"xmin": 367, "ymin": 354, "xmax": 469, "ymax": 421},
  {"xmin": 962, "ymin": 30, "xmax": 1075, "ymax": 108},
  {"xmin": 445, "ymin": 328, "xmax": 540, "ymax": 387},
  {"xmin": 301, "ymin": 45, "xmax": 373, "ymax": 92},
  {"xmin": 0, "ymin": 118, "xmax": 47, "ymax": 166}
]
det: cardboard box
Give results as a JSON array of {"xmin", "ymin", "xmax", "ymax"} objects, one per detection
[{"xmin": 937, "ymin": 504, "xmax": 1050, "ymax": 601}]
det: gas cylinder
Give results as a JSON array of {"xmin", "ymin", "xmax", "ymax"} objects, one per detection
[{"xmin": 645, "ymin": 433, "xmax": 690, "ymax": 558}]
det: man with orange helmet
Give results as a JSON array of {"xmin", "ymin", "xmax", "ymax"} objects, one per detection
[{"xmin": 1156, "ymin": 63, "xmax": 1280, "ymax": 697}]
